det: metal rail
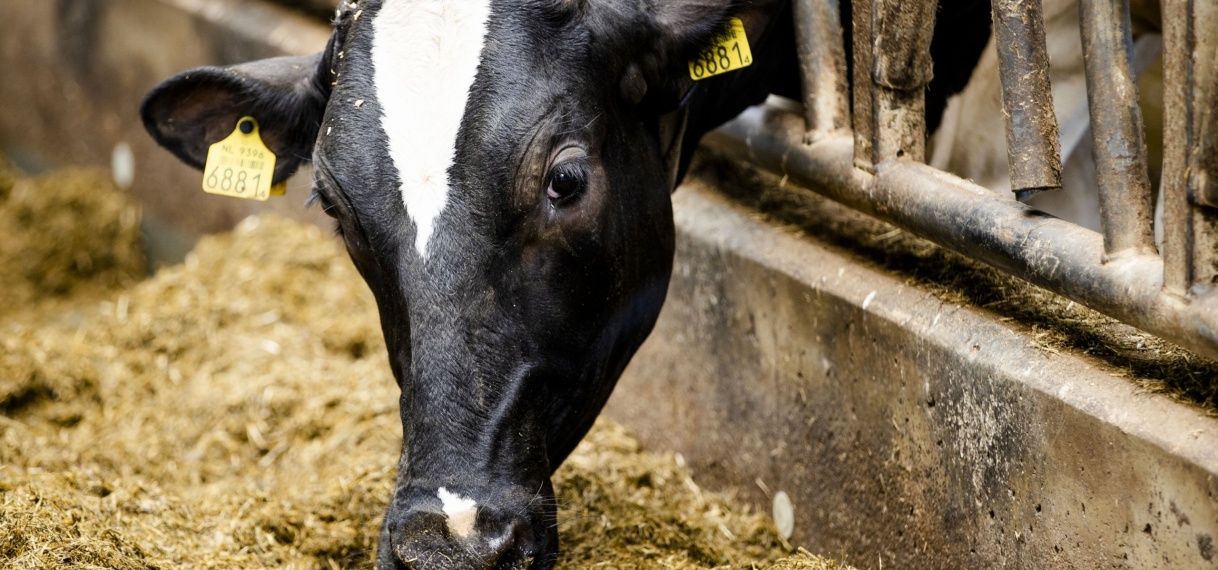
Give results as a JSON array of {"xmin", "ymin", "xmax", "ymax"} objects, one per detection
[
  {"xmin": 706, "ymin": 109, "xmax": 1218, "ymax": 362},
  {"xmin": 850, "ymin": 0, "xmax": 938, "ymax": 168},
  {"xmin": 1078, "ymin": 0, "xmax": 1156, "ymax": 258},
  {"xmin": 1162, "ymin": 0, "xmax": 1218, "ymax": 294},
  {"xmin": 991, "ymin": 0, "xmax": 1062, "ymax": 201},
  {"xmin": 792, "ymin": 0, "xmax": 848, "ymax": 140},
  {"xmin": 762, "ymin": 0, "xmax": 1218, "ymax": 361}
]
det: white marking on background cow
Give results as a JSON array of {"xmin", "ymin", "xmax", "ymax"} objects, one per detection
[
  {"xmin": 372, "ymin": 0, "xmax": 492, "ymax": 257},
  {"xmin": 437, "ymin": 487, "xmax": 478, "ymax": 539}
]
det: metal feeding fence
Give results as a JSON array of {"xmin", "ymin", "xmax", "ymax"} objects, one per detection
[{"xmin": 707, "ymin": 0, "xmax": 1218, "ymax": 362}]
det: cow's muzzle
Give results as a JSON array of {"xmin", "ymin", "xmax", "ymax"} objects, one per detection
[{"xmin": 378, "ymin": 484, "xmax": 554, "ymax": 570}]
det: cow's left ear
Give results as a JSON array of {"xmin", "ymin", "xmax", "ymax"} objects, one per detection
[{"xmin": 140, "ymin": 53, "xmax": 330, "ymax": 184}]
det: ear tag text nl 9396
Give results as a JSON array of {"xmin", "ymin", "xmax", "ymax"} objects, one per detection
[
  {"xmin": 201, "ymin": 117, "xmax": 285, "ymax": 201},
  {"xmin": 688, "ymin": 17, "xmax": 753, "ymax": 81}
]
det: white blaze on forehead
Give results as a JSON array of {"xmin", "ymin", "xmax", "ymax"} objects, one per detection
[
  {"xmin": 371, "ymin": 0, "xmax": 492, "ymax": 258},
  {"xmin": 437, "ymin": 487, "xmax": 478, "ymax": 539}
]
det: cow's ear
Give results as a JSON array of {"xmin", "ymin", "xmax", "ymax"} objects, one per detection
[
  {"xmin": 628, "ymin": 2, "xmax": 725, "ymax": 114},
  {"xmin": 140, "ymin": 53, "xmax": 330, "ymax": 184},
  {"xmin": 650, "ymin": 0, "xmax": 788, "ymax": 55},
  {"xmin": 650, "ymin": 0, "xmax": 740, "ymax": 57},
  {"xmin": 640, "ymin": 0, "xmax": 784, "ymax": 111},
  {"xmin": 657, "ymin": 0, "xmax": 730, "ymax": 47},
  {"xmin": 640, "ymin": 0, "xmax": 786, "ymax": 189}
]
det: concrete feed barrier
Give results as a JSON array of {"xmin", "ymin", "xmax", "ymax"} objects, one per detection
[{"xmin": 608, "ymin": 182, "xmax": 1218, "ymax": 569}]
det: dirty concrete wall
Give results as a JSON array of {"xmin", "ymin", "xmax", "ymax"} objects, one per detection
[{"xmin": 606, "ymin": 182, "xmax": 1218, "ymax": 569}]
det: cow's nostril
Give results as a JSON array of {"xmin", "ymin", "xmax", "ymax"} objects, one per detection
[{"xmin": 484, "ymin": 516, "xmax": 533, "ymax": 569}]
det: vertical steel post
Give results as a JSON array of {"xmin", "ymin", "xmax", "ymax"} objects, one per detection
[
  {"xmin": 1162, "ymin": 0, "xmax": 1218, "ymax": 293},
  {"xmin": 1193, "ymin": 46, "xmax": 1218, "ymax": 208},
  {"xmin": 793, "ymin": 0, "xmax": 849, "ymax": 142},
  {"xmin": 869, "ymin": 0, "xmax": 938, "ymax": 164},
  {"xmin": 1161, "ymin": 0, "xmax": 1191, "ymax": 293},
  {"xmin": 989, "ymin": 0, "xmax": 1063, "ymax": 201},
  {"xmin": 851, "ymin": 0, "xmax": 876, "ymax": 170},
  {"xmin": 1183, "ymin": 2, "xmax": 1218, "ymax": 290},
  {"xmin": 1078, "ymin": 0, "xmax": 1156, "ymax": 258},
  {"xmin": 851, "ymin": 0, "xmax": 938, "ymax": 170}
]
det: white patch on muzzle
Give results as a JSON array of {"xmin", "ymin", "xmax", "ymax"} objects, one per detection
[
  {"xmin": 437, "ymin": 487, "xmax": 479, "ymax": 539},
  {"xmin": 371, "ymin": 0, "xmax": 491, "ymax": 258}
]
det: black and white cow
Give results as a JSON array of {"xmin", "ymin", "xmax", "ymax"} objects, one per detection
[{"xmin": 141, "ymin": 1, "xmax": 988, "ymax": 567}]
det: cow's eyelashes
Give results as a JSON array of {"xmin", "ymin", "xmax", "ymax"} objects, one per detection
[
  {"xmin": 308, "ymin": 174, "xmax": 349, "ymax": 239},
  {"xmin": 546, "ymin": 160, "xmax": 588, "ymax": 203},
  {"xmin": 307, "ymin": 187, "xmax": 341, "ymax": 220}
]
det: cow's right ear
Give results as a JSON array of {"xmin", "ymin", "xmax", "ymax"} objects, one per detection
[
  {"xmin": 140, "ymin": 53, "xmax": 330, "ymax": 184},
  {"xmin": 639, "ymin": 0, "xmax": 785, "ymax": 113}
]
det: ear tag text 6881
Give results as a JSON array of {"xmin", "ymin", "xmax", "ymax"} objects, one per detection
[
  {"xmin": 201, "ymin": 116, "xmax": 286, "ymax": 201},
  {"xmin": 688, "ymin": 17, "xmax": 753, "ymax": 81}
]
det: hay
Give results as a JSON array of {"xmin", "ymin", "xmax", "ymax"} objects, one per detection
[
  {"xmin": 0, "ymin": 160, "xmax": 143, "ymax": 316},
  {"xmin": 0, "ymin": 164, "xmax": 848, "ymax": 569},
  {"xmin": 552, "ymin": 424, "xmax": 853, "ymax": 570}
]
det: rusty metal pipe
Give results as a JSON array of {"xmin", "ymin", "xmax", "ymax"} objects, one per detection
[
  {"xmin": 706, "ymin": 105, "xmax": 1218, "ymax": 362},
  {"xmin": 1078, "ymin": 0, "xmax": 1156, "ymax": 258},
  {"xmin": 1193, "ymin": 63, "xmax": 1218, "ymax": 208},
  {"xmin": 793, "ymin": 0, "xmax": 849, "ymax": 141},
  {"xmin": 869, "ymin": 0, "xmax": 938, "ymax": 164},
  {"xmin": 851, "ymin": 0, "xmax": 876, "ymax": 169},
  {"xmin": 1160, "ymin": 0, "xmax": 1191, "ymax": 293},
  {"xmin": 1180, "ymin": 1, "xmax": 1218, "ymax": 290},
  {"xmin": 1160, "ymin": 0, "xmax": 1218, "ymax": 294},
  {"xmin": 989, "ymin": 0, "xmax": 1062, "ymax": 201},
  {"xmin": 851, "ymin": 0, "xmax": 938, "ymax": 168},
  {"xmin": 1193, "ymin": 15, "xmax": 1218, "ymax": 211}
]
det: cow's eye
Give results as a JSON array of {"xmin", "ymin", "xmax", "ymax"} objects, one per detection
[
  {"xmin": 308, "ymin": 173, "xmax": 348, "ymax": 241},
  {"xmin": 547, "ymin": 161, "xmax": 587, "ymax": 202},
  {"xmin": 308, "ymin": 188, "xmax": 341, "ymax": 220}
]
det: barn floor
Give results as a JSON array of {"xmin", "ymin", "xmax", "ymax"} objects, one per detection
[{"xmin": 0, "ymin": 160, "xmax": 850, "ymax": 570}]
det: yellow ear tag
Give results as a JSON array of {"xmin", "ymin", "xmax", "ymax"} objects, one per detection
[
  {"xmin": 688, "ymin": 17, "xmax": 753, "ymax": 81},
  {"xmin": 201, "ymin": 116, "xmax": 278, "ymax": 201}
]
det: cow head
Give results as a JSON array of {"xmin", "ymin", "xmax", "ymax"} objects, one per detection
[{"xmin": 141, "ymin": 0, "xmax": 788, "ymax": 567}]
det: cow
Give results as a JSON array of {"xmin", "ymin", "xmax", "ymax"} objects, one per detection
[{"xmin": 140, "ymin": 1, "xmax": 989, "ymax": 567}]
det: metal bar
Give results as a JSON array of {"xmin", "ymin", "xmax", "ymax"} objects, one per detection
[
  {"xmin": 706, "ymin": 105, "xmax": 1218, "ymax": 361},
  {"xmin": 1193, "ymin": 46, "xmax": 1218, "ymax": 208},
  {"xmin": 869, "ymin": 0, "xmax": 938, "ymax": 163},
  {"xmin": 989, "ymin": 0, "xmax": 1062, "ymax": 201},
  {"xmin": 1078, "ymin": 0, "xmax": 1156, "ymax": 258},
  {"xmin": 1192, "ymin": 211, "xmax": 1218, "ymax": 293},
  {"xmin": 792, "ymin": 0, "xmax": 849, "ymax": 141},
  {"xmin": 1161, "ymin": 0, "xmax": 1193, "ymax": 294},
  {"xmin": 851, "ymin": 0, "xmax": 876, "ymax": 170},
  {"xmin": 1162, "ymin": 0, "xmax": 1218, "ymax": 293},
  {"xmin": 1184, "ymin": 1, "xmax": 1218, "ymax": 289}
]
